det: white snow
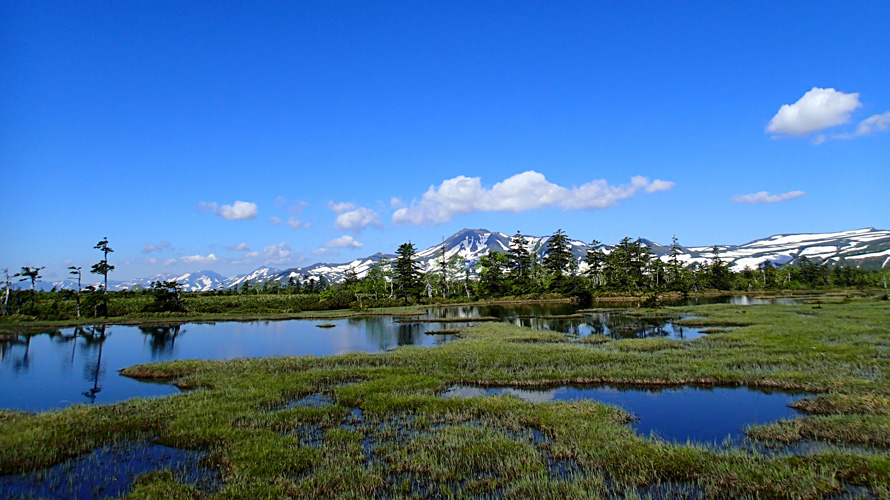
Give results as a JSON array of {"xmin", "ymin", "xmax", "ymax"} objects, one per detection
[{"xmin": 843, "ymin": 248, "xmax": 890, "ymax": 260}]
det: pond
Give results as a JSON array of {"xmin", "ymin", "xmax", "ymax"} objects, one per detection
[
  {"xmin": 442, "ymin": 385, "xmax": 806, "ymax": 446},
  {"xmin": 0, "ymin": 294, "xmax": 799, "ymax": 412},
  {"xmin": 423, "ymin": 303, "xmax": 706, "ymax": 339},
  {"xmin": 0, "ymin": 318, "xmax": 458, "ymax": 412}
]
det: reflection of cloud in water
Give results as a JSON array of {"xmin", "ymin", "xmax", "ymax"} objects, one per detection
[
  {"xmin": 443, "ymin": 386, "xmax": 559, "ymax": 403},
  {"xmin": 500, "ymin": 388, "xmax": 559, "ymax": 402}
]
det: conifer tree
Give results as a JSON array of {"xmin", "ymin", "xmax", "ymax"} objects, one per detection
[
  {"xmin": 507, "ymin": 231, "xmax": 530, "ymax": 277},
  {"xmin": 507, "ymin": 230, "xmax": 532, "ymax": 293},
  {"xmin": 543, "ymin": 229, "xmax": 574, "ymax": 277},
  {"xmin": 476, "ymin": 251, "xmax": 508, "ymax": 298},
  {"xmin": 394, "ymin": 242, "xmax": 423, "ymax": 300},
  {"xmin": 584, "ymin": 239, "xmax": 604, "ymax": 288},
  {"xmin": 706, "ymin": 246, "xmax": 732, "ymax": 290}
]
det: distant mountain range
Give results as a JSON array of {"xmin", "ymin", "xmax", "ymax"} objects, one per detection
[{"xmin": 40, "ymin": 227, "xmax": 890, "ymax": 292}]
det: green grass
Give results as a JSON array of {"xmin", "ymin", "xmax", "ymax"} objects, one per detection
[{"xmin": 2, "ymin": 298, "xmax": 890, "ymax": 498}]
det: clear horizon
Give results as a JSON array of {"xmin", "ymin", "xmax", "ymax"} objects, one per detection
[{"xmin": 3, "ymin": 1, "xmax": 888, "ymax": 281}]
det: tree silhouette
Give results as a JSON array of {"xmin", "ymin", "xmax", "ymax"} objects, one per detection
[
  {"xmin": 90, "ymin": 237, "xmax": 114, "ymax": 315},
  {"xmin": 15, "ymin": 266, "xmax": 45, "ymax": 309},
  {"xmin": 68, "ymin": 266, "xmax": 83, "ymax": 317}
]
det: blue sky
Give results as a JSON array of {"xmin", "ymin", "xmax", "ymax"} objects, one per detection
[{"xmin": 2, "ymin": 1, "xmax": 888, "ymax": 281}]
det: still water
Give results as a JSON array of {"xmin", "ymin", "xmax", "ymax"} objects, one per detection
[
  {"xmin": 0, "ymin": 318, "xmax": 458, "ymax": 412},
  {"xmin": 424, "ymin": 303, "xmax": 706, "ymax": 340},
  {"xmin": 1, "ymin": 295, "xmax": 798, "ymax": 412},
  {"xmin": 443, "ymin": 385, "xmax": 805, "ymax": 445}
]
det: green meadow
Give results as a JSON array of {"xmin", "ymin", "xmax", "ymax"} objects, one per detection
[{"xmin": 2, "ymin": 297, "xmax": 890, "ymax": 498}]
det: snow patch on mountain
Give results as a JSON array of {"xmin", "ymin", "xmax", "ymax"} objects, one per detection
[{"xmin": 37, "ymin": 227, "xmax": 890, "ymax": 291}]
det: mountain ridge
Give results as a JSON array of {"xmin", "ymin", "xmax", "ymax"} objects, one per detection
[{"xmin": 40, "ymin": 227, "xmax": 890, "ymax": 291}]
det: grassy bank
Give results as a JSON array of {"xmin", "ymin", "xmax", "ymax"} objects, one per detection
[{"xmin": 2, "ymin": 298, "xmax": 889, "ymax": 498}]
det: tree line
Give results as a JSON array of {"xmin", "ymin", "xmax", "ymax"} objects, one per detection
[{"xmin": 3, "ymin": 231, "xmax": 888, "ymax": 320}]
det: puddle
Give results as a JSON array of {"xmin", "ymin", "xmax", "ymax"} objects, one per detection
[
  {"xmin": 0, "ymin": 441, "xmax": 219, "ymax": 500},
  {"xmin": 279, "ymin": 392, "xmax": 335, "ymax": 410},
  {"xmin": 442, "ymin": 385, "xmax": 807, "ymax": 446}
]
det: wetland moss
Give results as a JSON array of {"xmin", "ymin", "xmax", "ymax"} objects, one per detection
[{"xmin": 2, "ymin": 299, "xmax": 890, "ymax": 498}]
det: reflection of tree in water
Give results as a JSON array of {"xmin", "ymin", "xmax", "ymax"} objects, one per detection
[
  {"xmin": 596, "ymin": 314, "xmax": 671, "ymax": 340},
  {"xmin": 137, "ymin": 325, "xmax": 183, "ymax": 359},
  {"xmin": 1, "ymin": 334, "xmax": 32, "ymax": 373},
  {"xmin": 515, "ymin": 312, "xmax": 676, "ymax": 340},
  {"xmin": 354, "ymin": 317, "xmax": 393, "ymax": 351},
  {"xmin": 356, "ymin": 316, "xmax": 428, "ymax": 350},
  {"xmin": 395, "ymin": 323, "xmax": 424, "ymax": 346},
  {"xmin": 78, "ymin": 325, "xmax": 109, "ymax": 403},
  {"xmin": 51, "ymin": 328, "xmax": 81, "ymax": 372},
  {"xmin": 425, "ymin": 305, "xmax": 479, "ymax": 320}
]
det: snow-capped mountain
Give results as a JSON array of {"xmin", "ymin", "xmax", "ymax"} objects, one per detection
[
  {"xmin": 35, "ymin": 227, "xmax": 890, "ymax": 291},
  {"xmin": 267, "ymin": 228, "xmax": 890, "ymax": 285},
  {"xmin": 668, "ymin": 228, "xmax": 890, "ymax": 271},
  {"xmin": 110, "ymin": 270, "xmax": 228, "ymax": 292},
  {"xmin": 221, "ymin": 267, "xmax": 282, "ymax": 290}
]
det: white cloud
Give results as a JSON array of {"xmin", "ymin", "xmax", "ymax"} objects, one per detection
[
  {"xmin": 263, "ymin": 242, "xmax": 293, "ymax": 265},
  {"xmin": 645, "ymin": 179, "xmax": 675, "ymax": 193},
  {"xmin": 390, "ymin": 197, "xmax": 405, "ymax": 209},
  {"xmin": 142, "ymin": 241, "xmax": 172, "ymax": 254},
  {"xmin": 336, "ymin": 208, "xmax": 382, "ymax": 231},
  {"xmin": 392, "ymin": 171, "xmax": 674, "ymax": 225},
  {"xmin": 329, "ymin": 201, "xmax": 356, "ymax": 213},
  {"xmin": 326, "ymin": 235, "xmax": 363, "ymax": 248},
  {"xmin": 227, "ymin": 242, "xmax": 251, "ymax": 251},
  {"xmin": 181, "ymin": 253, "xmax": 218, "ymax": 264},
  {"xmin": 732, "ymin": 190, "xmax": 806, "ymax": 204},
  {"xmin": 199, "ymin": 200, "xmax": 258, "ymax": 220},
  {"xmin": 245, "ymin": 251, "xmax": 260, "ymax": 258},
  {"xmin": 766, "ymin": 87, "xmax": 861, "ymax": 137},
  {"xmin": 834, "ymin": 111, "xmax": 890, "ymax": 139},
  {"xmin": 312, "ymin": 248, "xmax": 339, "ymax": 256},
  {"xmin": 270, "ymin": 215, "xmax": 305, "ymax": 229},
  {"xmin": 329, "ymin": 201, "xmax": 382, "ymax": 231}
]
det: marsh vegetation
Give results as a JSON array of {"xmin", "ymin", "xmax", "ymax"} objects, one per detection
[{"xmin": 2, "ymin": 297, "xmax": 889, "ymax": 498}]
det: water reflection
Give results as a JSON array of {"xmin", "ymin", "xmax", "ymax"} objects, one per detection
[
  {"xmin": 1, "ymin": 294, "xmax": 801, "ymax": 412},
  {"xmin": 1, "ymin": 317, "xmax": 460, "ymax": 412},
  {"xmin": 138, "ymin": 325, "xmax": 183, "ymax": 359},
  {"xmin": 426, "ymin": 303, "xmax": 704, "ymax": 340},
  {"xmin": 443, "ymin": 385, "xmax": 806, "ymax": 445},
  {"xmin": 78, "ymin": 325, "xmax": 110, "ymax": 403},
  {"xmin": 3, "ymin": 335, "xmax": 32, "ymax": 373}
]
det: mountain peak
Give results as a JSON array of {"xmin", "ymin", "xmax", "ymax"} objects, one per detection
[{"xmin": 44, "ymin": 227, "xmax": 890, "ymax": 292}]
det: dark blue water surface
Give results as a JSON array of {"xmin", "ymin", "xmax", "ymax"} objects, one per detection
[
  {"xmin": 442, "ymin": 385, "xmax": 805, "ymax": 445},
  {"xmin": 0, "ymin": 441, "xmax": 218, "ymax": 499}
]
